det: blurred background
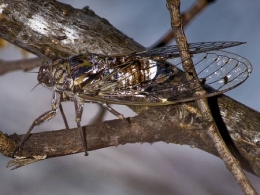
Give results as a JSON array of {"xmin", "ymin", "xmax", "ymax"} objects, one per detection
[{"xmin": 0, "ymin": 0, "xmax": 260, "ymax": 194}]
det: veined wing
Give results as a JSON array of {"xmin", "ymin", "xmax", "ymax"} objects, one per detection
[
  {"xmin": 134, "ymin": 41, "xmax": 245, "ymax": 59},
  {"xmin": 69, "ymin": 41, "xmax": 245, "ymax": 87},
  {"xmin": 79, "ymin": 50, "xmax": 252, "ymax": 106}
]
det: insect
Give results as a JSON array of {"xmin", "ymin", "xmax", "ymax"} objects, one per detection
[{"xmin": 12, "ymin": 41, "xmax": 252, "ymax": 157}]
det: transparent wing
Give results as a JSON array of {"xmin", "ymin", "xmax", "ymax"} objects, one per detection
[
  {"xmin": 164, "ymin": 50, "xmax": 252, "ymax": 102},
  {"xmin": 79, "ymin": 50, "xmax": 251, "ymax": 106},
  {"xmin": 134, "ymin": 41, "xmax": 245, "ymax": 58}
]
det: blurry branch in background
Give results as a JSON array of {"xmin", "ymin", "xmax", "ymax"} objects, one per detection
[
  {"xmin": 0, "ymin": 38, "xmax": 36, "ymax": 74},
  {"xmin": 0, "ymin": 0, "xmax": 259, "ymax": 179},
  {"xmin": 152, "ymin": 0, "xmax": 216, "ymax": 48},
  {"xmin": 0, "ymin": 58, "xmax": 42, "ymax": 75}
]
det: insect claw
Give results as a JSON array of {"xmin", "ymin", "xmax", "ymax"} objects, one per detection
[{"xmin": 118, "ymin": 114, "xmax": 125, "ymax": 119}]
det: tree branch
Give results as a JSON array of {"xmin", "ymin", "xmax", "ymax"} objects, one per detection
[
  {"xmin": 0, "ymin": 0, "xmax": 143, "ymax": 59},
  {"xmin": 0, "ymin": 0, "xmax": 259, "ymax": 177},
  {"xmin": 0, "ymin": 58, "xmax": 42, "ymax": 75},
  {"xmin": 0, "ymin": 102, "xmax": 237, "ymax": 169}
]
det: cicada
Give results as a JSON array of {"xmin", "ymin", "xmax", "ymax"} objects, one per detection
[{"xmin": 12, "ymin": 41, "xmax": 252, "ymax": 157}]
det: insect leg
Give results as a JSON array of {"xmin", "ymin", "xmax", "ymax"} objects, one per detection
[
  {"xmin": 59, "ymin": 103, "xmax": 69, "ymax": 130},
  {"xmin": 12, "ymin": 91, "xmax": 61, "ymax": 158},
  {"xmin": 74, "ymin": 97, "xmax": 88, "ymax": 156},
  {"xmin": 100, "ymin": 103, "xmax": 125, "ymax": 119}
]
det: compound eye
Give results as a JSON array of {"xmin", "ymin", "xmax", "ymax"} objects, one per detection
[{"xmin": 42, "ymin": 74, "xmax": 55, "ymax": 87}]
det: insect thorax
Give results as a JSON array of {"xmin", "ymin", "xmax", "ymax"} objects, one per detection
[{"xmin": 38, "ymin": 59, "xmax": 74, "ymax": 92}]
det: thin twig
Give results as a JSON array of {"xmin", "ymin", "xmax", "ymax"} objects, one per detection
[
  {"xmin": 166, "ymin": 0, "xmax": 257, "ymax": 194},
  {"xmin": 152, "ymin": 0, "xmax": 216, "ymax": 48}
]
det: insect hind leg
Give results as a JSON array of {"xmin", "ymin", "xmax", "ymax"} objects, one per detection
[
  {"xmin": 59, "ymin": 103, "xmax": 70, "ymax": 130},
  {"xmin": 100, "ymin": 103, "xmax": 125, "ymax": 119},
  {"xmin": 74, "ymin": 97, "xmax": 88, "ymax": 156}
]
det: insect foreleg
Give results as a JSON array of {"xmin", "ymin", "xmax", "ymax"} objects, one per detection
[
  {"xmin": 12, "ymin": 92, "xmax": 61, "ymax": 157},
  {"xmin": 74, "ymin": 97, "xmax": 88, "ymax": 156}
]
